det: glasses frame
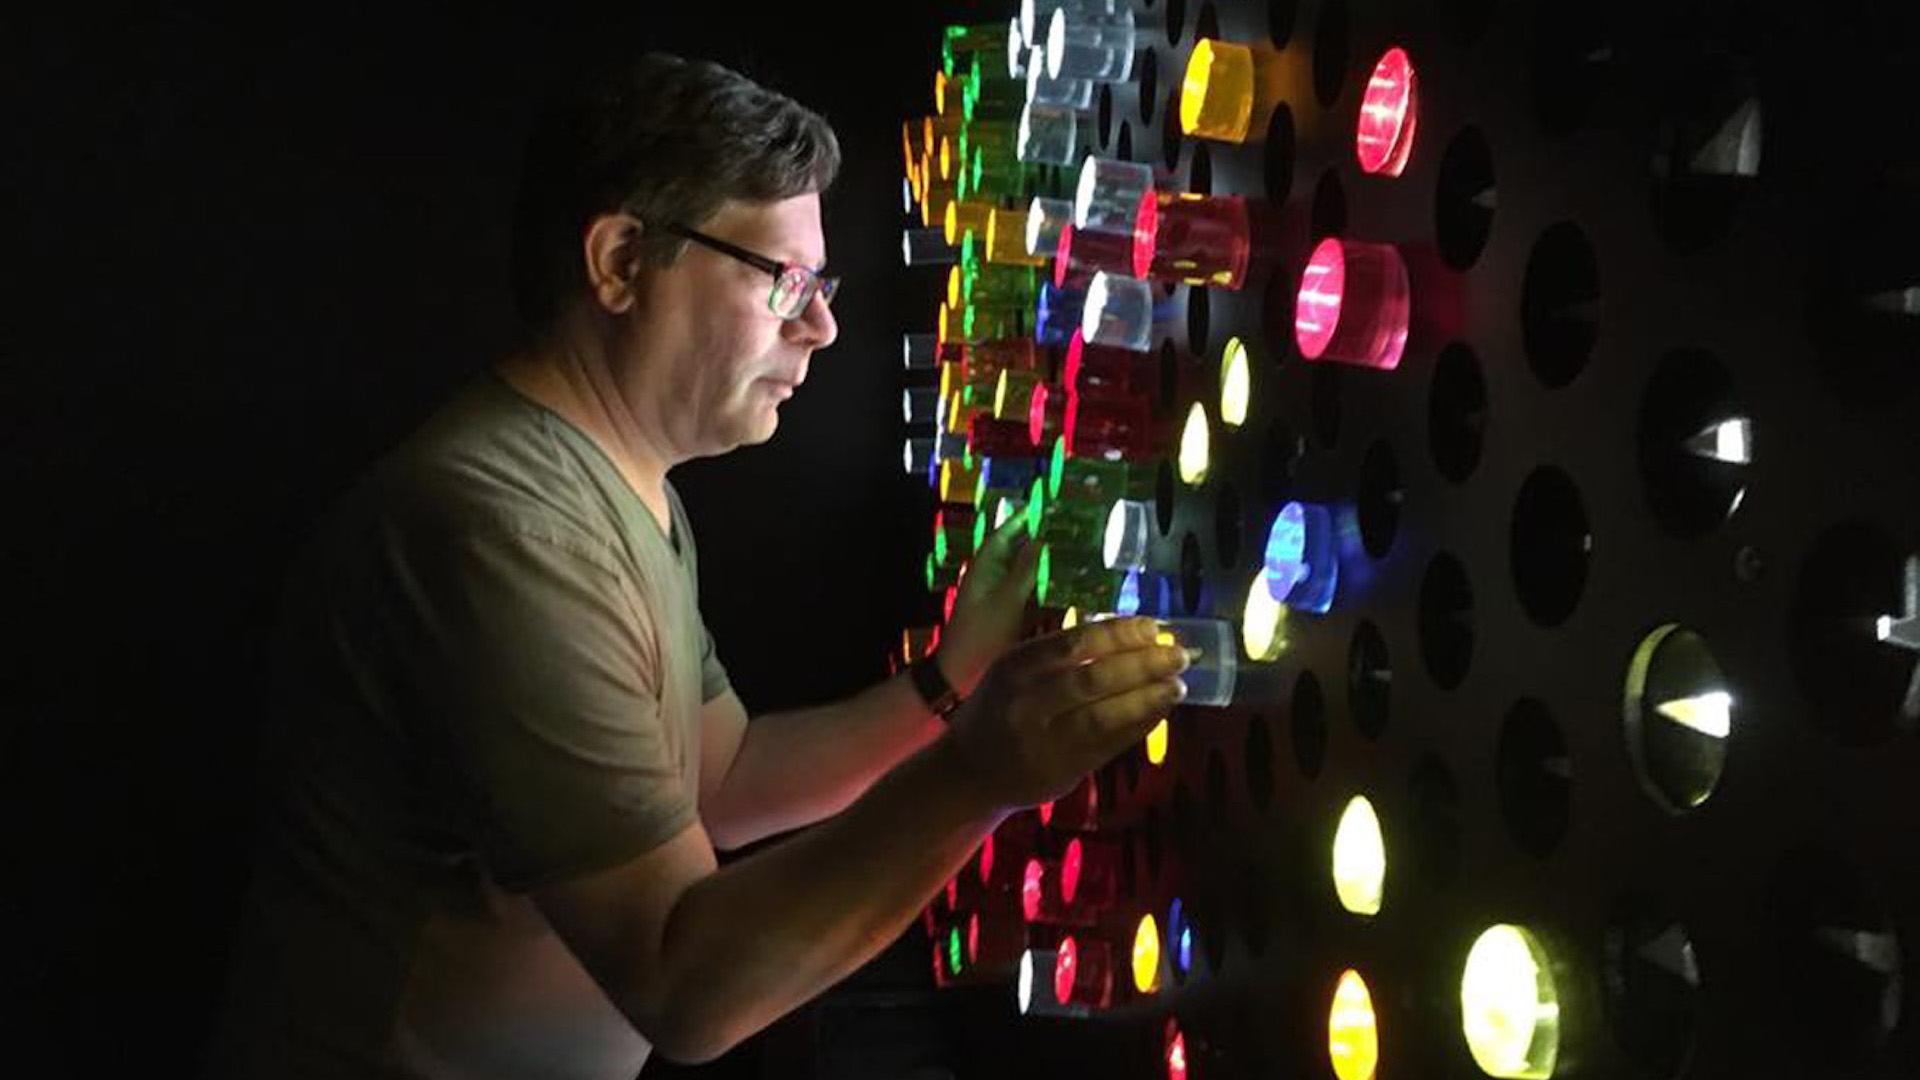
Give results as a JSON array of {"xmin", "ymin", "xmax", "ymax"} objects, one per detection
[{"xmin": 661, "ymin": 221, "xmax": 840, "ymax": 320}]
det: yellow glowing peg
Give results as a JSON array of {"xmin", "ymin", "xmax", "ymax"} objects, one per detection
[
  {"xmin": 1181, "ymin": 38, "xmax": 1255, "ymax": 143},
  {"xmin": 1062, "ymin": 607, "xmax": 1082, "ymax": 630},
  {"xmin": 1332, "ymin": 796, "xmax": 1386, "ymax": 917},
  {"xmin": 1461, "ymin": 925, "xmax": 1561, "ymax": 1080},
  {"xmin": 1242, "ymin": 571, "xmax": 1289, "ymax": 660},
  {"xmin": 1328, "ymin": 970, "xmax": 1380, "ymax": 1080},
  {"xmin": 1145, "ymin": 718, "xmax": 1170, "ymax": 765},
  {"xmin": 1132, "ymin": 914, "xmax": 1162, "ymax": 993},
  {"xmin": 1178, "ymin": 402, "xmax": 1211, "ymax": 485},
  {"xmin": 1220, "ymin": 337, "xmax": 1251, "ymax": 427}
]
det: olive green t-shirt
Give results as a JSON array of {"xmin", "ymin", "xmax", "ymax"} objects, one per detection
[{"xmin": 203, "ymin": 369, "xmax": 730, "ymax": 1079}]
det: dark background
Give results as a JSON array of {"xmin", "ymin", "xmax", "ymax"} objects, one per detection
[{"xmin": 1, "ymin": 5, "xmax": 992, "ymax": 1076}]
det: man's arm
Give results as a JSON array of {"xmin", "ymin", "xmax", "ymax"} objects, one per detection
[
  {"xmin": 534, "ymin": 617, "xmax": 1188, "ymax": 1064},
  {"xmin": 696, "ymin": 670, "xmax": 946, "ymax": 851}
]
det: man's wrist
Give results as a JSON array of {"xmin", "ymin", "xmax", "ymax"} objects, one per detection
[{"xmin": 910, "ymin": 650, "xmax": 964, "ymax": 721}]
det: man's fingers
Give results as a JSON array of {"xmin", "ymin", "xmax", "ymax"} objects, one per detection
[
  {"xmin": 1060, "ymin": 676, "xmax": 1185, "ymax": 756},
  {"xmin": 1008, "ymin": 616, "xmax": 1161, "ymax": 674}
]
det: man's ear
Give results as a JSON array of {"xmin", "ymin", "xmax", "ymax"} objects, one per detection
[{"xmin": 582, "ymin": 212, "xmax": 646, "ymax": 314}]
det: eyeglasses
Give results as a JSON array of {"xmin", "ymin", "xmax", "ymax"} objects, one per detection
[{"xmin": 661, "ymin": 221, "xmax": 840, "ymax": 320}]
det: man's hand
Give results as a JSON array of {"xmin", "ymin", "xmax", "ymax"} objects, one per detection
[
  {"xmin": 937, "ymin": 510, "xmax": 1041, "ymax": 695},
  {"xmin": 944, "ymin": 616, "xmax": 1189, "ymax": 811}
]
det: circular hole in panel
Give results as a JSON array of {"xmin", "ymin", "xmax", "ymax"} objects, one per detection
[
  {"xmin": 1098, "ymin": 81, "xmax": 1116, "ymax": 149},
  {"xmin": 1408, "ymin": 752, "xmax": 1461, "ymax": 886},
  {"xmin": 1429, "ymin": 343, "xmax": 1488, "ymax": 483},
  {"xmin": 1204, "ymin": 746, "xmax": 1231, "ymax": 829},
  {"xmin": 1181, "ymin": 530, "xmax": 1205, "ymax": 614},
  {"xmin": 1312, "ymin": 0, "xmax": 1350, "ymax": 108},
  {"xmin": 1602, "ymin": 893, "xmax": 1702, "ymax": 1080},
  {"xmin": 1215, "ymin": 483, "xmax": 1244, "ymax": 568},
  {"xmin": 1163, "ymin": 84, "xmax": 1185, "ymax": 171},
  {"xmin": 1198, "ymin": 890, "xmax": 1229, "ymax": 975},
  {"xmin": 1165, "ymin": 0, "xmax": 1188, "ymax": 46},
  {"xmin": 1143, "ymin": 808, "xmax": 1165, "ymax": 880},
  {"xmin": 1638, "ymin": 348, "xmax": 1751, "ymax": 537},
  {"xmin": 1531, "ymin": 8, "xmax": 1613, "ymax": 136},
  {"xmin": 1311, "ymin": 169, "xmax": 1348, "ymax": 240},
  {"xmin": 1268, "ymin": 0, "xmax": 1299, "ymax": 48},
  {"xmin": 1245, "ymin": 712, "xmax": 1275, "ymax": 811},
  {"xmin": 1189, "ymin": 141, "xmax": 1214, "ymax": 196},
  {"xmin": 1651, "ymin": 73, "xmax": 1762, "ymax": 254},
  {"xmin": 1172, "ymin": 779, "xmax": 1196, "ymax": 848},
  {"xmin": 1156, "ymin": 458, "xmax": 1178, "ymax": 535},
  {"xmin": 1419, "ymin": 553, "xmax": 1475, "ymax": 690},
  {"xmin": 1117, "ymin": 121, "xmax": 1135, "ymax": 161},
  {"xmin": 1262, "ymin": 418, "xmax": 1302, "ymax": 507},
  {"xmin": 1811, "ymin": 196, "xmax": 1920, "ymax": 410},
  {"xmin": 1160, "ymin": 340, "xmax": 1180, "ymax": 403},
  {"xmin": 1262, "ymin": 264, "xmax": 1299, "ymax": 355},
  {"xmin": 1138, "ymin": 48, "xmax": 1159, "ymax": 126},
  {"xmin": 1496, "ymin": 698, "xmax": 1571, "ymax": 858},
  {"xmin": 1264, "ymin": 103, "xmax": 1297, "ymax": 204},
  {"xmin": 1292, "ymin": 670, "xmax": 1328, "ymax": 780},
  {"xmin": 1348, "ymin": 620, "xmax": 1391, "ymax": 740},
  {"xmin": 1188, "ymin": 285, "xmax": 1211, "ymax": 355},
  {"xmin": 1311, "ymin": 365, "xmax": 1343, "ymax": 449},
  {"xmin": 1769, "ymin": 847, "xmax": 1905, "ymax": 1069},
  {"xmin": 1436, "ymin": 125, "xmax": 1497, "ymax": 270},
  {"xmin": 1788, "ymin": 522, "xmax": 1918, "ymax": 745},
  {"xmin": 1357, "ymin": 440, "xmax": 1402, "ymax": 559},
  {"xmin": 1195, "ymin": 2, "xmax": 1219, "ymax": 43},
  {"xmin": 1241, "ymin": 863, "xmax": 1270, "ymax": 958},
  {"xmin": 1521, "ymin": 222, "xmax": 1601, "ymax": 389},
  {"xmin": 1623, "ymin": 624, "xmax": 1733, "ymax": 812},
  {"xmin": 1510, "ymin": 466, "xmax": 1591, "ymax": 627}
]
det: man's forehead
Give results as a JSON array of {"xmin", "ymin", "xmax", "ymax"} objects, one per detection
[{"xmin": 705, "ymin": 194, "xmax": 827, "ymax": 268}]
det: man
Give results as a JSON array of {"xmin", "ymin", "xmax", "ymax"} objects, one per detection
[{"xmin": 202, "ymin": 53, "xmax": 1188, "ymax": 1079}]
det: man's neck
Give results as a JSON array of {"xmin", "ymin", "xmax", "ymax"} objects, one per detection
[{"xmin": 492, "ymin": 341, "xmax": 675, "ymax": 535}]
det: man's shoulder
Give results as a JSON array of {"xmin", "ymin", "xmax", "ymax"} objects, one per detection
[{"xmin": 350, "ymin": 371, "xmax": 627, "ymax": 561}]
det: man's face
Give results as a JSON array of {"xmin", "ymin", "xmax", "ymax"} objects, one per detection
[{"xmin": 621, "ymin": 192, "xmax": 838, "ymax": 460}]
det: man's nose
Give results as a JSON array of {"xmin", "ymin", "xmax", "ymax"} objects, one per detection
[{"xmin": 786, "ymin": 291, "xmax": 838, "ymax": 350}]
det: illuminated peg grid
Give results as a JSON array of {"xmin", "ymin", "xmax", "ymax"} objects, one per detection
[{"xmin": 894, "ymin": 2, "xmax": 1918, "ymax": 1078}]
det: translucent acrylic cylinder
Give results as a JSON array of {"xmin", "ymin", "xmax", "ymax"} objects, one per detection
[
  {"xmin": 1076, "ymin": 156, "xmax": 1155, "ymax": 234},
  {"xmin": 1263, "ymin": 501, "xmax": 1338, "ymax": 612},
  {"xmin": 1134, "ymin": 192, "xmax": 1250, "ymax": 288},
  {"xmin": 1155, "ymin": 617, "xmax": 1239, "ymax": 706},
  {"xmin": 1018, "ymin": 101, "xmax": 1084, "ymax": 166},
  {"xmin": 1082, "ymin": 271, "xmax": 1156, "ymax": 353},
  {"xmin": 1027, "ymin": 46, "xmax": 1096, "ymax": 110},
  {"xmin": 1027, "ymin": 196, "xmax": 1073, "ymax": 257},
  {"xmin": 1181, "ymin": 38, "xmax": 1255, "ymax": 143},
  {"xmin": 1046, "ymin": 7, "xmax": 1136, "ymax": 82},
  {"xmin": 903, "ymin": 227, "xmax": 957, "ymax": 267},
  {"xmin": 1294, "ymin": 237, "xmax": 1411, "ymax": 370},
  {"xmin": 1063, "ymin": 384, "xmax": 1155, "ymax": 459},
  {"xmin": 904, "ymin": 386, "xmax": 940, "ymax": 425},
  {"xmin": 903, "ymin": 332, "xmax": 938, "ymax": 371},
  {"xmin": 1104, "ymin": 498, "xmax": 1153, "ymax": 569},
  {"xmin": 1065, "ymin": 329, "xmax": 1157, "ymax": 394}
]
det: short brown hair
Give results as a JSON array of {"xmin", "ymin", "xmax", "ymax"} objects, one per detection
[{"xmin": 508, "ymin": 52, "xmax": 841, "ymax": 328}]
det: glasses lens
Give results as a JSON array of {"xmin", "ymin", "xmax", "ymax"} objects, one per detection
[{"xmin": 772, "ymin": 268, "xmax": 814, "ymax": 319}]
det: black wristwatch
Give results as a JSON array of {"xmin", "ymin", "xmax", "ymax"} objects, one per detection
[{"xmin": 909, "ymin": 650, "xmax": 964, "ymax": 722}]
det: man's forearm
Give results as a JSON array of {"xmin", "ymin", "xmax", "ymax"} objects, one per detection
[
  {"xmin": 657, "ymin": 734, "xmax": 1003, "ymax": 1061},
  {"xmin": 704, "ymin": 667, "xmax": 944, "ymax": 847}
]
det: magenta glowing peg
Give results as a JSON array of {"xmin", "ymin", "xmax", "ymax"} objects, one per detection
[
  {"xmin": 1133, "ymin": 191, "xmax": 1251, "ymax": 289},
  {"xmin": 1355, "ymin": 47, "xmax": 1419, "ymax": 177},
  {"xmin": 1293, "ymin": 236, "xmax": 1411, "ymax": 370}
]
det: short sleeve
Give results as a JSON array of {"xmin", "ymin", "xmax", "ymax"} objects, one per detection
[{"xmin": 385, "ymin": 513, "xmax": 695, "ymax": 891}]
